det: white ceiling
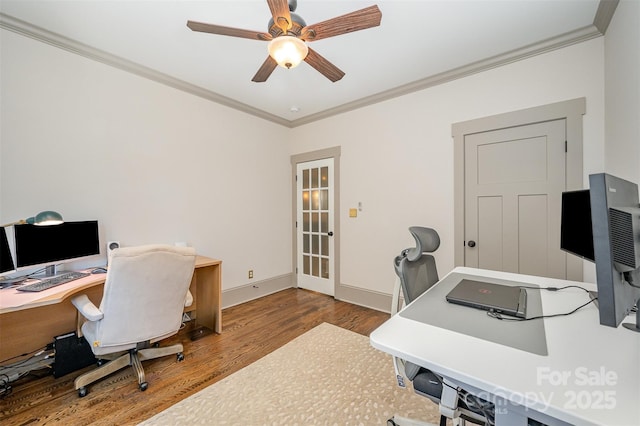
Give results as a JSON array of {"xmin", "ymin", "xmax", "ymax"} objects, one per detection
[{"xmin": 0, "ymin": 0, "xmax": 608, "ymax": 127}]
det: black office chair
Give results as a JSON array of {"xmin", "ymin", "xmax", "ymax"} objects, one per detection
[{"xmin": 389, "ymin": 227, "xmax": 495, "ymax": 426}]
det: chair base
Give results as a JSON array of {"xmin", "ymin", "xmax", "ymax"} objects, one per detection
[{"xmin": 75, "ymin": 343, "xmax": 184, "ymax": 397}]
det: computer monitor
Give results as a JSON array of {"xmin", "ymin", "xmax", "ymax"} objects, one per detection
[
  {"xmin": 589, "ymin": 173, "xmax": 640, "ymax": 332},
  {"xmin": 560, "ymin": 189, "xmax": 595, "ymax": 262},
  {"xmin": 13, "ymin": 220, "xmax": 100, "ymax": 276},
  {"xmin": 0, "ymin": 227, "xmax": 16, "ymax": 276}
]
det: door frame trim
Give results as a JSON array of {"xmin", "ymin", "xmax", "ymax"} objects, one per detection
[
  {"xmin": 452, "ymin": 98, "xmax": 586, "ymax": 279},
  {"xmin": 291, "ymin": 147, "xmax": 341, "ymax": 293}
]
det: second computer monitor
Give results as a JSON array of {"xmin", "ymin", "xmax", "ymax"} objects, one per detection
[
  {"xmin": 0, "ymin": 227, "xmax": 15, "ymax": 276},
  {"xmin": 560, "ymin": 189, "xmax": 595, "ymax": 262},
  {"xmin": 13, "ymin": 220, "xmax": 100, "ymax": 273}
]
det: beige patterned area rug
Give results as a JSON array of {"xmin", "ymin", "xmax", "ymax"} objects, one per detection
[{"xmin": 140, "ymin": 322, "xmax": 440, "ymax": 425}]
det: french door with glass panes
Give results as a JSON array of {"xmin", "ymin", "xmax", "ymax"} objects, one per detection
[{"xmin": 296, "ymin": 158, "xmax": 335, "ymax": 296}]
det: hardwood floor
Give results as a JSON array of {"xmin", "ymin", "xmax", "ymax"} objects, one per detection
[{"xmin": 0, "ymin": 288, "xmax": 390, "ymax": 425}]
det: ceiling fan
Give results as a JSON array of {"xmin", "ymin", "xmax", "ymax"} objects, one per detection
[{"xmin": 187, "ymin": 0, "xmax": 382, "ymax": 83}]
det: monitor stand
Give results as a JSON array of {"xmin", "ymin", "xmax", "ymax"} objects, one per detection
[
  {"xmin": 44, "ymin": 264, "xmax": 57, "ymax": 277},
  {"xmin": 622, "ymin": 296, "xmax": 640, "ymax": 333},
  {"xmin": 31, "ymin": 264, "xmax": 64, "ymax": 279}
]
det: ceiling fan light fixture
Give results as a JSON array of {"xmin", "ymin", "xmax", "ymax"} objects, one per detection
[{"xmin": 268, "ymin": 36, "xmax": 308, "ymax": 69}]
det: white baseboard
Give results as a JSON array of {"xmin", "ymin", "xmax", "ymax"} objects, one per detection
[
  {"xmin": 222, "ymin": 274, "xmax": 392, "ymax": 314},
  {"xmin": 336, "ymin": 283, "xmax": 392, "ymax": 314},
  {"xmin": 222, "ymin": 273, "xmax": 294, "ymax": 309}
]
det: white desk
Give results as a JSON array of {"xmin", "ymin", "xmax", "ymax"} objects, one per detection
[{"xmin": 370, "ymin": 267, "xmax": 640, "ymax": 426}]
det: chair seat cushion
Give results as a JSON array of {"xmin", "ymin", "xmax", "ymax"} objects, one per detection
[{"xmin": 82, "ymin": 320, "xmax": 137, "ymax": 356}]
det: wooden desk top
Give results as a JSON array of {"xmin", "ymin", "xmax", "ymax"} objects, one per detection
[{"xmin": 0, "ymin": 255, "xmax": 220, "ymax": 314}]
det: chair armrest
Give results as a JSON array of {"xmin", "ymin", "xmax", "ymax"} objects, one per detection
[
  {"xmin": 71, "ymin": 294, "xmax": 104, "ymax": 321},
  {"xmin": 185, "ymin": 290, "xmax": 193, "ymax": 308}
]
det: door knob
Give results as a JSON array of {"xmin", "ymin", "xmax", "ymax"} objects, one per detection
[
  {"xmin": 467, "ymin": 240, "xmax": 476, "ymax": 248},
  {"xmin": 328, "ymin": 232, "xmax": 334, "ymax": 236}
]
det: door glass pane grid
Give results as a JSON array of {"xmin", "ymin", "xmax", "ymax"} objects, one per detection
[
  {"xmin": 302, "ymin": 169, "xmax": 310, "ymax": 189},
  {"xmin": 321, "ymin": 258, "xmax": 329, "ymax": 279},
  {"xmin": 320, "ymin": 213, "xmax": 328, "ymax": 233},
  {"xmin": 321, "ymin": 167, "xmax": 329, "ymax": 188},
  {"xmin": 301, "ymin": 166, "xmax": 330, "ymax": 279}
]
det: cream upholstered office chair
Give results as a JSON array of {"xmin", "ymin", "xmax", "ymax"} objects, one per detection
[
  {"xmin": 389, "ymin": 227, "xmax": 494, "ymax": 426},
  {"xmin": 71, "ymin": 244, "xmax": 196, "ymax": 397}
]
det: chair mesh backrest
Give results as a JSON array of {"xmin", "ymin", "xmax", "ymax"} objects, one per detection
[
  {"xmin": 394, "ymin": 227, "xmax": 440, "ymax": 304},
  {"xmin": 95, "ymin": 244, "xmax": 196, "ymax": 347}
]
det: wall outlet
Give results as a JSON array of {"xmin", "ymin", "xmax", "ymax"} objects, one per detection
[{"xmin": 248, "ymin": 270, "xmax": 254, "ymax": 279}]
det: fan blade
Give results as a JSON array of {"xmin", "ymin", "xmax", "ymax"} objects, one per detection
[
  {"xmin": 187, "ymin": 21, "xmax": 272, "ymax": 41},
  {"xmin": 252, "ymin": 56, "xmax": 278, "ymax": 82},
  {"xmin": 304, "ymin": 48, "xmax": 345, "ymax": 82},
  {"xmin": 267, "ymin": 0, "xmax": 292, "ymax": 34},
  {"xmin": 301, "ymin": 5, "xmax": 382, "ymax": 41}
]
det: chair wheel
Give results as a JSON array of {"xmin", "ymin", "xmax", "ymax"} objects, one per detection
[
  {"xmin": 78, "ymin": 387, "xmax": 87, "ymax": 397},
  {"xmin": 139, "ymin": 382, "xmax": 148, "ymax": 391},
  {"xmin": 177, "ymin": 352, "xmax": 184, "ymax": 362}
]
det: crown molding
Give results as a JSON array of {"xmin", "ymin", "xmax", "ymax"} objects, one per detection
[
  {"xmin": 1, "ymin": 0, "xmax": 618, "ymax": 129},
  {"xmin": 292, "ymin": 0, "xmax": 618, "ymax": 128},
  {"xmin": 593, "ymin": 0, "xmax": 619, "ymax": 34},
  {"xmin": 0, "ymin": 13, "xmax": 291, "ymax": 128},
  {"xmin": 291, "ymin": 24, "xmax": 603, "ymax": 127}
]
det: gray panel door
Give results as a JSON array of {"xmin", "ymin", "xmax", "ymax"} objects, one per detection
[{"xmin": 464, "ymin": 119, "xmax": 567, "ymax": 279}]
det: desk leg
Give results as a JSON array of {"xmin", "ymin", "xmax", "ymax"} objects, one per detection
[
  {"xmin": 190, "ymin": 263, "xmax": 221, "ymax": 340},
  {"xmin": 494, "ymin": 402, "xmax": 528, "ymax": 426},
  {"xmin": 495, "ymin": 401, "xmax": 572, "ymax": 426},
  {"xmin": 446, "ymin": 378, "xmax": 566, "ymax": 426}
]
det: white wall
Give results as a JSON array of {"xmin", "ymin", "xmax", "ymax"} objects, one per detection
[
  {"xmin": 290, "ymin": 38, "xmax": 605, "ymax": 295},
  {"xmin": 604, "ymin": 0, "xmax": 640, "ymax": 182},
  {"xmin": 0, "ymin": 30, "xmax": 292, "ymax": 290},
  {"xmin": 6, "ymin": 12, "xmax": 636, "ymax": 303}
]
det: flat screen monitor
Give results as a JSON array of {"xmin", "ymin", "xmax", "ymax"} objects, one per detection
[
  {"xmin": 589, "ymin": 173, "xmax": 640, "ymax": 330},
  {"xmin": 0, "ymin": 227, "xmax": 15, "ymax": 275},
  {"xmin": 560, "ymin": 189, "xmax": 595, "ymax": 262},
  {"xmin": 13, "ymin": 220, "xmax": 100, "ymax": 274}
]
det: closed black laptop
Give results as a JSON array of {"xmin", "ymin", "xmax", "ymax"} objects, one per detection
[{"xmin": 446, "ymin": 279, "xmax": 527, "ymax": 318}]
